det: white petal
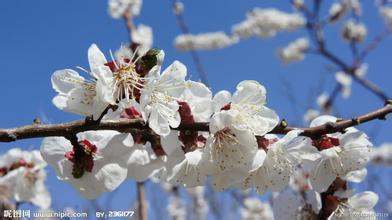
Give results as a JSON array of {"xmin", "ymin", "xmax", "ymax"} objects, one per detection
[
  {"xmin": 95, "ymin": 163, "xmax": 127, "ymax": 192},
  {"xmin": 30, "ymin": 180, "xmax": 52, "ymax": 209},
  {"xmin": 161, "ymin": 60, "xmax": 187, "ymax": 83},
  {"xmin": 308, "ymin": 159, "xmax": 336, "ymax": 192},
  {"xmin": 209, "ymin": 111, "xmax": 233, "ymax": 134},
  {"xmin": 167, "ymin": 149, "xmax": 208, "ymax": 187},
  {"xmin": 51, "ymin": 69, "xmax": 84, "ymax": 94},
  {"xmin": 40, "ymin": 137, "xmax": 70, "ymax": 169},
  {"xmin": 161, "ymin": 131, "xmax": 182, "ymax": 155},
  {"xmin": 344, "ymin": 168, "xmax": 367, "ymax": 183},
  {"xmin": 212, "ymin": 90, "xmax": 231, "ymax": 112},
  {"xmin": 88, "ymin": 44, "xmax": 109, "ymax": 79},
  {"xmin": 232, "ymin": 80, "xmax": 266, "ymax": 105},
  {"xmin": 310, "ymin": 115, "xmax": 338, "ymax": 127},
  {"xmin": 348, "ymin": 191, "xmax": 379, "ymax": 210},
  {"xmin": 148, "ymin": 108, "xmax": 171, "ymax": 136}
]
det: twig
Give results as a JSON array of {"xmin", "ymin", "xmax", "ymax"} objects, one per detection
[
  {"xmin": 321, "ymin": 83, "xmax": 342, "ymax": 113},
  {"xmin": 171, "ymin": 0, "xmax": 210, "ymax": 87},
  {"xmin": 356, "ymin": 29, "xmax": 391, "ymax": 63},
  {"xmin": 1, "ymin": 103, "xmax": 391, "ymax": 143},
  {"xmin": 300, "ymin": 1, "xmax": 390, "ymax": 103},
  {"xmin": 123, "ymin": 10, "xmax": 135, "ymax": 44},
  {"xmin": 137, "ymin": 182, "xmax": 148, "ymax": 220}
]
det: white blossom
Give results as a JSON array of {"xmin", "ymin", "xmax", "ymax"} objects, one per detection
[
  {"xmin": 293, "ymin": 0, "xmax": 304, "ymax": 10},
  {"xmin": 108, "ymin": 0, "xmax": 142, "ymax": 19},
  {"xmin": 132, "ymin": 24, "xmax": 153, "ymax": 55},
  {"xmin": 242, "ymin": 130, "xmax": 316, "ymax": 194},
  {"xmin": 330, "ymin": 191, "xmax": 378, "ymax": 220},
  {"xmin": 0, "ymin": 149, "xmax": 51, "ymax": 209},
  {"xmin": 380, "ymin": 7, "xmax": 392, "ymax": 29},
  {"xmin": 240, "ymin": 197, "xmax": 274, "ymax": 220},
  {"xmin": 304, "ymin": 116, "xmax": 372, "ymax": 192},
  {"xmin": 213, "ymin": 80, "xmax": 279, "ymax": 136},
  {"xmin": 51, "ymin": 44, "xmax": 112, "ymax": 119},
  {"xmin": 329, "ymin": 0, "xmax": 362, "ymax": 22},
  {"xmin": 165, "ymin": 148, "xmax": 212, "ymax": 187},
  {"xmin": 174, "ymin": 32, "xmax": 238, "ymax": 51},
  {"xmin": 87, "ymin": 44, "xmax": 164, "ymax": 106},
  {"xmin": 181, "ymin": 80, "xmax": 213, "ymax": 122},
  {"xmin": 342, "ymin": 20, "xmax": 367, "ymax": 42},
  {"xmin": 107, "ymin": 133, "xmax": 164, "ymax": 181},
  {"xmin": 317, "ymin": 92, "xmax": 329, "ymax": 109},
  {"xmin": 272, "ymin": 188, "xmax": 321, "ymax": 220},
  {"xmin": 40, "ymin": 131, "xmax": 129, "ymax": 199},
  {"xmin": 329, "ymin": 3, "xmax": 346, "ymax": 22},
  {"xmin": 344, "ymin": 0, "xmax": 362, "ymax": 16},
  {"xmin": 140, "ymin": 61, "xmax": 186, "ymax": 136},
  {"xmin": 304, "ymin": 109, "xmax": 320, "ymax": 124},
  {"xmin": 278, "ymin": 38, "xmax": 309, "ymax": 63},
  {"xmin": 370, "ymin": 142, "xmax": 392, "ymax": 166},
  {"xmin": 167, "ymin": 192, "xmax": 186, "ymax": 220},
  {"xmin": 232, "ymin": 8, "xmax": 305, "ymax": 39},
  {"xmin": 187, "ymin": 186, "xmax": 208, "ymax": 219},
  {"xmin": 355, "ymin": 63, "xmax": 368, "ymax": 78},
  {"xmin": 206, "ymin": 114, "xmax": 263, "ymax": 190},
  {"xmin": 173, "ymin": 1, "xmax": 184, "ymax": 15},
  {"xmin": 203, "ymin": 81, "xmax": 279, "ymax": 190},
  {"xmin": 335, "ymin": 71, "xmax": 352, "ymax": 98}
]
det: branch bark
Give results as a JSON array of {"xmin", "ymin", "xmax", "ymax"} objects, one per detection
[{"xmin": 1, "ymin": 103, "xmax": 391, "ymax": 143}]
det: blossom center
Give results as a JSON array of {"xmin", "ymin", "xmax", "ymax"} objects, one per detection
[
  {"xmin": 312, "ymin": 135, "xmax": 340, "ymax": 150},
  {"xmin": 112, "ymin": 62, "xmax": 144, "ymax": 101},
  {"xmin": 213, "ymin": 128, "xmax": 238, "ymax": 149},
  {"xmin": 121, "ymin": 106, "xmax": 142, "ymax": 119},
  {"xmin": 65, "ymin": 139, "xmax": 97, "ymax": 178},
  {"xmin": 256, "ymin": 136, "xmax": 278, "ymax": 151}
]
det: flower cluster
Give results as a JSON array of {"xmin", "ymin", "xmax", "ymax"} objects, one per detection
[
  {"xmin": 174, "ymin": 32, "xmax": 238, "ymax": 51},
  {"xmin": 371, "ymin": 143, "xmax": 392, "ymax": 166},
  {"xmin": 380, "ymin": 7, "xmax": 392, "ymax": 29},
  {"xmin": 240, "ymin": 197, "xmax": 274, "ymax": 220},
  {"xmin": 41, "ymin": 44, "xmax": 377, "ymax": 214},
  {"xmin": 328, "ymin": 0, "xmax": 362, "ymax": 22},
  {"xmin": 108, "ymin": 0, "xmax": 142, "ymax": 19},
  {"xmin": 278, "ymin": 37, "xmax": 309, "ymax": 64},
  {"xmin": 232, "ymin": 8, "xmax": 305, "ymax": 39},
  {"xmin": 341, "ymin": 20, "xmax": 367, "ymax": 43},
  {"xmin": 0, "ymin": 149, "xmax": 51, "ymax": 209}
]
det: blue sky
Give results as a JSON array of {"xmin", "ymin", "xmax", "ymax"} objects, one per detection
[{"xmin": 0, "ymin": 0, "xmax": 391, "ymax": 218}]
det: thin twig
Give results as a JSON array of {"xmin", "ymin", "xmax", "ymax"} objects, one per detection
[
  {"xmin": 123, "ymin": 10, "xmax": 135, "ymax": 44},
  {"xmin": 171, "ymin": 0, "xmax": 210, "ymax": 87},
  {"xmin": 137, "ymin": 182, "xmax": 148, "ymax": 220},
  {"xmin": 356, "ymin": 29, "xmax": 391, "ymax": 63}
]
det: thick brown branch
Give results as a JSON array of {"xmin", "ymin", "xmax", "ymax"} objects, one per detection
[{"xmin": 0, "ymin": 103, "xmax": 391, "ymax": 143}]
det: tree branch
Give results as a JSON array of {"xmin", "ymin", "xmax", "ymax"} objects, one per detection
[
  {"xmin": 171, "ymin": 0, "xmax": 210, "ymax": 87},
  {"xmin": 1, "ymin": 103, "xmax": 391, "ymax": 143},
  {"xmin": 136, "ymin": 182, "xmax": 148, "ymax": 220},
  {"xmin": 123, "ymin": 10, "xmax": 135, "ymax": 44},
  {"xmin": 303, "ymin": 7, "xmax": 390, "ymax": 103}
]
